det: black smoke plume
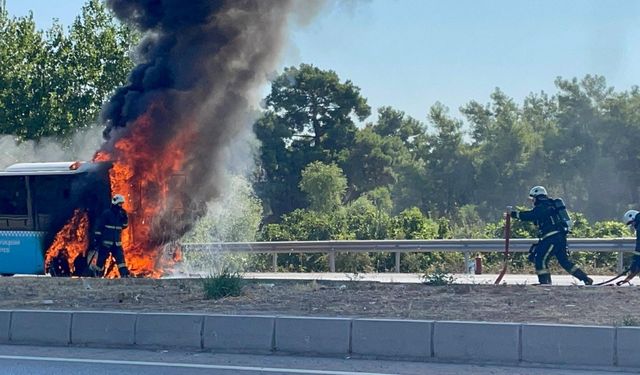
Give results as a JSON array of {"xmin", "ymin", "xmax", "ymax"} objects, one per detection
[{"xmin": 98, "ymin": 0, "xmax": 295, "ymax": 246}]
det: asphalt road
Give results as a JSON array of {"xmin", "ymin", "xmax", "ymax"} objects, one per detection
[{"xmin": 0, "ymin": 345, "xmax": 635, "ymax": 375}]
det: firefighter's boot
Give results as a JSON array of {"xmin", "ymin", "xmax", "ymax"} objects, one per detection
[
  {"xmin": 118, "ymin": 265, "xmax": 130, "ymax": 278},
  {"xmin": 573, "ymin": 269, "xmax": 593, "ymax": 285},
  {"xmin": 537, "ymin": 273, "xmax": 552, "ymax": 285}
]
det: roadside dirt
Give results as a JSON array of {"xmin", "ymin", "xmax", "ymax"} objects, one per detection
[{"xmin": 1, "ymin": 277, "xmax": 639, "ymax": 326}]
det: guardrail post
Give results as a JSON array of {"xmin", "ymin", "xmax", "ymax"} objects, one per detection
[
  {"xmin": 617, "ymin": 251, "xmax": 624, "ymax": 274},
  {"xmin": 463, "ymin": 252, "xmax": 470, "ymax": 274},
  {"xmin": 272, "ymin": 253, "xmax": 278, "ymax": 272},
  {"xmin": 395, "ymin": 252, "xmax": 400, "ymax": 273},
  {"xmin": 329, "ymin": 249, "xmax": 336, "ymax": 272}
]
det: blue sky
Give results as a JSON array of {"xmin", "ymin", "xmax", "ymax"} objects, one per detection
[{"xmin": 6, "ymin": 0, "xmax": 640, "ymax": 125}]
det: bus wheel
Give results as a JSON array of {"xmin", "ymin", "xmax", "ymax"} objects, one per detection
[{"xmin": 0, "ymin": 274, "xmax": 15, "ymax": 277}]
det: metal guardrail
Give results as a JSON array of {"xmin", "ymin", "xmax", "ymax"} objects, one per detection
[{"xmin": 181, "ymin": 238, "xmax": 637, "ymax": 273}]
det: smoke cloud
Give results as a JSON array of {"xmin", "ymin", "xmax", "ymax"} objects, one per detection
[
  {"xmin": 0, "ymin": 127, "xmax": 104, "ymax": 169},
  {"xmin": 99, "ymin": 0, "xmax": 302, "ymax": 246}
]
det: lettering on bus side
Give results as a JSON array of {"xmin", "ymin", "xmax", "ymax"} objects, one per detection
[
  {"xmin": 0, "ymin": 247, "xmax": 9, "ymax": 253},
  {"xmin": 0, "ymin": 240, "xmax": 20, "ymax": 246}
]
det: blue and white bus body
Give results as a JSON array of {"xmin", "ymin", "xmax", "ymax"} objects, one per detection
[{"xmin": 0, "ymin": 161, "xmax": 111, "ymax": 276}]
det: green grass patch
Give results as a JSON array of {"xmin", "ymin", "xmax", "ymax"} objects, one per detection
[{"xmin": 203, "ymin": 270, "xmax": 244, "ymax": 300}]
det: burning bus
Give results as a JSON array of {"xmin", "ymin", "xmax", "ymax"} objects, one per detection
[{"xmin": 0, "ymin": 161, "xmax": 111, "ymax": 276}]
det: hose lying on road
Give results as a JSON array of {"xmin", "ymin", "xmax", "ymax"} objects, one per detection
[{"xmin": 594, "ymin": 266, "xmax": 630, "ymax": 286}]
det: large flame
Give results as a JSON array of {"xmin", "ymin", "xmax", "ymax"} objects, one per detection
[
  {"xmin": 92, "ymin": 107, "xmax": 195, "ymax": 277},
  {"xmin": 43, "ymin": 107, "xmax": 195, "ymax": 278}
]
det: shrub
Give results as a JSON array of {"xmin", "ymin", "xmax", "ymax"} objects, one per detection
[
  {"xmin": 203, "ymin": 270, "xmax": 244, "ymax": 300},
  {"xmin": 422, "ymin": 267, "xmax": 455, "ymax": 286}
]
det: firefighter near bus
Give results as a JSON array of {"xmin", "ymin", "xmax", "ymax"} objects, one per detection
[
  {"xmin": 90, "ymin": 194, "xmax": 130, "ymax": 278},
  {"xmin": 509, "ymin": 185, "xmax": 593, "ymax": 285}
]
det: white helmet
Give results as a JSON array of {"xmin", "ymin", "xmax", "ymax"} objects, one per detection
[
  {"xmin": 528, "ymin": 186, "xmax": 548, "ymax": 198},
  {"xmin": 623, "ymin": 210, "xmax": 639, "ymax": 225},
  {"xmin": 112, "ymin": 194, "xmax": 125, "ymax": 205}
]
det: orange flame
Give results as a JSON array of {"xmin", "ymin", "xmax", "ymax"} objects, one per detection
[
  {"xmin": 46, "ymin": 105, "xmax": 195, "ymax": 278},
  {"xmin": 44, "ymin": 210, "xmax": 90, "ymax": 274},
  {"xmin": 95, "ymin": 107, "xmax": 195, "ymax": 277}
]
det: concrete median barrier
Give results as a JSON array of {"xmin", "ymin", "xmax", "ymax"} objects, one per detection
[
  {"xmin": 135, "ymin": 313, "xmax": 203, "ymax": 349},
  {"xmin": 275, "ymin": 316, "xmax": 351, "ymax": 356},
  {"xmin": 203, "ymin": 314, "xmax": 274, "ymax": 353},
  {"xmin": 0, "ymin": 310, "xmax": 10, "ymax": 343},
  {"xmin": 434, "ymin": 321, "xmax": 520, "ymax": 363},
  {"xmin": 352, "ymin": 318, "xmax": 432, "ymax": 359},
  {"xmin": 71, "ymin": 311, "xmax": 136, "ymax": 347},
  {"xmin": 10, "ymin": 310, "xmax": 72, "ymax": 345},
  {"xmin": 522, "ymin": 323, "xmax": 615, "ymax": 367},
  {"xmin": 616, "ymin": 326, "xmax": 640, "ymax": 368},
  {"xmin": 3, "ymin": 309, "xmax": 640, "ymax": 370}
]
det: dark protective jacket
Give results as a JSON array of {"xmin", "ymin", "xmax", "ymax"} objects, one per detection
[
  {"xmin": 511, "ymin": 196, "xmax": 566, "ymax": 238},
  {"xmin": 94, "ymin": 205, "xmax": 128, "ymax": 247}
]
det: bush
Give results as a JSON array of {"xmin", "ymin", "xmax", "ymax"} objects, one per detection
[
  {"xmin": 203, "ymin": 270, "xmax": 244, "ymax": 300},
  {"xmin": 422, "ymin": 267, "xmax": 455, "ymax": 285}
]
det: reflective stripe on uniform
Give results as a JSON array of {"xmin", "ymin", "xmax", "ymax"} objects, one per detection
[
  {"xmin": 102, "ymin": 240, "xmax": 114, "ymax": 245},
  {"xmin": 94, "ymin": 231, "xmax": 102, "ymax": 235},
  {"xmin": 104, "ymin": 225, "xmax": 123, "ymax": 230},
  {"xmin": 569, "ymin": 265, "xmax": 579, "ymax": 273},
  {"xmin": 633, "ymin": 251, "xmax": 640, "ymax": 256},
  {"xmin": 537, "ymin": 269, "xmax": 550, "ymax": 275},
  {"xmin": 541, "ymin": 244, "xmax": 554, "ymax": 271},
  {"xmin": 541, "ymin": 230, "xmax": 560, "ymax": 240},
  {"xmin": 117, "ymin": 263, "xmax": 127, "ymax": 268}
]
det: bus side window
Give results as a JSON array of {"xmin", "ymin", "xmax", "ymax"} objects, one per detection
[{"xmin": 0, "ymin": 176, "xmax": 28, "ymax": 215}]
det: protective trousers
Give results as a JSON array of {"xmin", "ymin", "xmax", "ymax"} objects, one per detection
[
  {"xmin": 534, "ymin": 233, "xmax": 590, "ymax": 284},
  {"xmin": 94, "ymin": 244, "xmax": 130, "ymax": 278}
]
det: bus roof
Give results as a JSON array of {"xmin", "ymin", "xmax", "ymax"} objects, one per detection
[{"xmin": 0, "ymin": 161, "xmax": 96, "ymax": 176}]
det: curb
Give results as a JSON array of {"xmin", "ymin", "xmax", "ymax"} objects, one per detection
[{"xmin": 0, "ymin": 309, "xmax": 637, "ymax": 369}]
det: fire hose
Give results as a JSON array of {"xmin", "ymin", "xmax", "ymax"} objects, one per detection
[
  {"xmin": 594, "ymin": 266, "xmax": 631, "ymax": 286},
  {"xmin": 494, "ymin": 210, "xmax": 511, "ymax": 285}
]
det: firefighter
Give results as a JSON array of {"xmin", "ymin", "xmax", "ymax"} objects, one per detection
[
  {"xmin": 91, "ymin": 194, "xmax": 130, "ymax": 278},
  {"xmin": 615, "ymin": 210, "xmax": 640, "ymax": 285},
  {"xmin": 509, "ymin": 186, "xmax": 593, "ymax": 285}
]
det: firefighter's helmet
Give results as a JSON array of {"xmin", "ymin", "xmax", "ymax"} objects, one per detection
[
  {"xmin": 528, "ymin": 186, "xmax": 548, "ymax": 198},
  {"xmin": 623, "ymin": 210, "xmax": 639, "ymax": 225},
  {"xmin": 112, "ymin": 194, "xmax": 125, "ymax": 205}
]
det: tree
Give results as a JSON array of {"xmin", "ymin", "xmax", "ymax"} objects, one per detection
[
  {"xmin": 265, "ymin": 63, "xmax": 370, "ymax": 161},
  {"xmin": 599, "ymin": 87, "xmax": 640, "ymax": 205},
  {"xmin": 299, "ymin": 161, "xmax": 347, "ymax": 213},
  {"xmin": 461, "ymin": 89, "xmax": 537, "ymax": 216},
  {"xmin": 0, "ymin": 0, "xmax": 136, "ymax": 141},
  {"xmin": 423, "ymin": 103, "xmax": 475, "ymax": 215},
  {"xmin": 256, "ymin": 64, "xmax": 371, "ymax": 220},
  {"xmin": 343, "ymin": 128, "xmax": 395, "ymax": 194}
]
